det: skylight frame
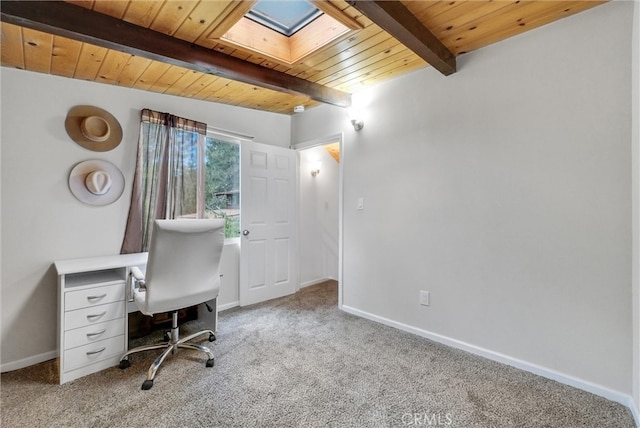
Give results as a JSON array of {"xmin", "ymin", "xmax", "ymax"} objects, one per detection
[{"xmin": 209, "ymin": 0, "xmax": 364, "ymax": 67}]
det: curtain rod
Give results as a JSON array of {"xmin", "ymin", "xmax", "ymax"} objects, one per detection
[{"xmin": 207, "ymin": 126, "xmax": 254, "ymax": 140}]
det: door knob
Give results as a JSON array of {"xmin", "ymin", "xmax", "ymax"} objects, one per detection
[{"xmin": 242, "ymin": 229, "xmax": 250, "ymax": 236}]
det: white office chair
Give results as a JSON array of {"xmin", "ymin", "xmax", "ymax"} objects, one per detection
[{"xmin": 119, "ymin": 219, "xmax": 225, "ymax": 390}]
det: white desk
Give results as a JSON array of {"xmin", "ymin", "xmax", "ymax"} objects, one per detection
[{"xmin": 54, "ymin": 253, "xmax": 218, "ymax": 384}]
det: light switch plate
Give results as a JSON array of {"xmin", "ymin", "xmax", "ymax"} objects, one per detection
[{"xmin": 420, "ymin": 290, "xmax": 430, "ymax": 306}]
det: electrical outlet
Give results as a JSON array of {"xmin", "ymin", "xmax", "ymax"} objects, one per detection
[{"xmin": 419, "ymin": 290, "xmax": 430, "ymax": 306}]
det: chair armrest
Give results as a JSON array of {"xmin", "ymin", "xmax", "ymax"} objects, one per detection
[
  {"xmin": 130, "ymin": 266, "xmax": 146, "ymax": 289},
  {"xmin": 131, "ymin": 266, "xmax": 145, "ymax": 282}
]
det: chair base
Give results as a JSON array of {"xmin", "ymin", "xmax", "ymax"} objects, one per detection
[{"xmin": 119, "ymin": 311, "xmax": 215, "ymax": 390}]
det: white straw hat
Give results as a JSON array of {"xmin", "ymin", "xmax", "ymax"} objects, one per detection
[
  {"xmin": 68, "ymin": 160, "xmax": 125, "ymax": 206},
  {"xmin": 65, "ymin": 105, "xmax": 123, "ymax": 152}
]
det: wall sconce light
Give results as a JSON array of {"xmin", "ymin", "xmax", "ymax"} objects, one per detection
[
  {"xmin": 347, "ymin": 108, "xmax": 364, "ymax": 131},
  {"xmin": 310, "ymin": 161, "xmax": 321, "ymax": 177},
  {"xmin": 351, "ymin": 118, "xmax": 364, "ymax": 131}
]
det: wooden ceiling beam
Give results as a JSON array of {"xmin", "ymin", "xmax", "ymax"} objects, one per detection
[
  {"xmin": 0, "ymin": 1, "xmax": 352, "ymax": 108},
  {"xmin": 348, "ymin": 0, "xmax": 456, "ymax": 76}
]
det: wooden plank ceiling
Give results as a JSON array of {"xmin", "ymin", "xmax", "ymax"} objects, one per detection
[{"xmin": 1, "ymin": 0, "xmax": 606, "ymax": 115}]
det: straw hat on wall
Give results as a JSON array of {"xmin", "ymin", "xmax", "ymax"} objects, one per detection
[
  {"xmin": 65, "ymin": 105, "xmax": 123, "ymax": 152},
  {"xmin": 68, "ymin": 160, "xmax": 125, "ymax": 206}
]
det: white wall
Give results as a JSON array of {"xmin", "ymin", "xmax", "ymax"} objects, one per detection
[
  {"xmin": 297, "ymin": 145, "xmax": 340, "ymax": 286},
  {"xmin": 293, "ymin": 0, "xmax": 634, "ymax": 398},
  {"xmin": 632, "ymin": 0, "xmax": 640, "ymax": 417},
  {"xmin": 0, "ymin": 68, "xmax": 290, "ymax": 368}
]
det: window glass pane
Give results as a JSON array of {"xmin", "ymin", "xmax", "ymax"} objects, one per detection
[
  {"xmin": 205, "ymin": 136, "xmax": 240, "ymax": 238},
  {"xmin": 247, "ymin": 0, "xmax": 322, "ymax": 36}
]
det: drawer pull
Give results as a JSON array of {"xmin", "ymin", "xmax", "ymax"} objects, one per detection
[
  {"xmin": 85, "ymin": 347, "xmax": 106, "ymax": 356},
  {"xmin": 86, "ymin": 311, "xmax": 107, "ymax": 321},
  {"xmin": 86, "ymin": 294, "xmax": 107, "ymax": 302},
  {"xmin": 86, "ymin": 329, "xmax": 107, "ymax": 338}
]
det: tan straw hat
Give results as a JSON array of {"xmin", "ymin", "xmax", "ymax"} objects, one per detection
[
  {"xmin": 68, "ymin": 160, "xmax": 125, "ymax": 206},
  {"xmin": 65, "ymin": 105, "xmax": 123, "ymax": 152}
]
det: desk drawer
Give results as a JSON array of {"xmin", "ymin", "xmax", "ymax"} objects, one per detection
[
  {"xmin": 65, "ymin": 282, "xmax": 125, "ymax": 311},
  {"xmin": 63, "ymin": 335, "xmax": 125, "ymax": 372},
  {"xmin": 64, "ymin": 318, "xmax": 125, "ymax": 350},
  {"xmin": 65, "ymin": 301, "xmax": 125, "ymax": 330}
]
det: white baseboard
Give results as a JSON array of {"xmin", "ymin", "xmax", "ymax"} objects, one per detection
[
  {"xmin": 0, "ymin": 350, "xmax": 57, "ymax": 373},
  {"xmin": 299, "ymin": 277, "xmax": 336, "ymax": 289},
  {"xmin": 341, "ymin": 305, "xmax": 635, "ymax": 414},
  {"xmin": 218, "ymin": 301, "xmax": 240, "ymax": 312}
]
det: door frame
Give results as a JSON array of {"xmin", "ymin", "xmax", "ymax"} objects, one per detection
[{"xmin": 292, "ymin": 133, "xmax": 344, "ymax": 308}]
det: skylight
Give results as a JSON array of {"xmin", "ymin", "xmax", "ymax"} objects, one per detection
[
  {"xmin": 212, "ymin": 0, "xmax": 362, "ymax": 66},
  {"xmin": 246, "ymin": 0, "xmax": 323, "ymax": 37}
]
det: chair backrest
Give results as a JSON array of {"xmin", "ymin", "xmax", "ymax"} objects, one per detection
[{"xmin": 143, "ymin": 219, "xmax": 225, "ymax": 315}]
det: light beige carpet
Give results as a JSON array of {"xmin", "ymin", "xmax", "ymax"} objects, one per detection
[{"xmin": 1, "ymin": 281, "xmax": 636, "ymax": 427}]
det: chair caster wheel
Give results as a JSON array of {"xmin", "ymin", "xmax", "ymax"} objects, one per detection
[
  {"xmin": 119, "ymin": 359, "xmax": 130, "ymax": 369},
  {"xmin": 209, "ymin": 333, "xmax": 216, "ymax": 342},
  {"xmin": 141, "ymin": 380, "xmax": 154, "ymax": 390},
  {"xmin": 206, "ymin": 358, "xmax": 214, "ymax": 367}
]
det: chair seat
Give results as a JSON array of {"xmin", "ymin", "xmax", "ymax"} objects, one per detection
[{"xmin": 133, "ymin": 287, "xmax": 217, "ymax": 317}]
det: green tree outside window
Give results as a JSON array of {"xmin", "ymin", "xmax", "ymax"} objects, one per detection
[{"xmin": 205, "ymin": 137, "xmax": 240, "ymax": 238}]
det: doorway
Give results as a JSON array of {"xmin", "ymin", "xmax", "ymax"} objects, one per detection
[{"xmin": 294, "ymin": 133, "xmax": 343, "ymax": 306}]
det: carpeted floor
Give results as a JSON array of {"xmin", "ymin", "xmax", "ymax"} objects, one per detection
[{"xmin": 1, "ymin": 281, "xmax": 636, "ymax": 427}]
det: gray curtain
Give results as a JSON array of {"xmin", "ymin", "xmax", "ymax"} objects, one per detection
[{"xmin": 121, "ymin": 109, "xmax": 206, "ymax": 254}]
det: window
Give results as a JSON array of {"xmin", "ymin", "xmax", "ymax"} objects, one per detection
[
  {"xmin": 246, "ymin": 0, "xmax": 322, "ymax": 36},
  {"xmin": 122, "ymin": 111, "xmax": 242, "ymax": 254},
  {"xmin": 204, "ymin": 134, "xmax": 240, "ymax": 238},
  {"xmin": 212, "ymin": 0, "xmax": 361, "ymax": 67}
]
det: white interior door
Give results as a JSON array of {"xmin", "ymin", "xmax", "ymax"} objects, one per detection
[{"xmin": 240, "ymin": 141, "xmax": 297, "ymax": 306}]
